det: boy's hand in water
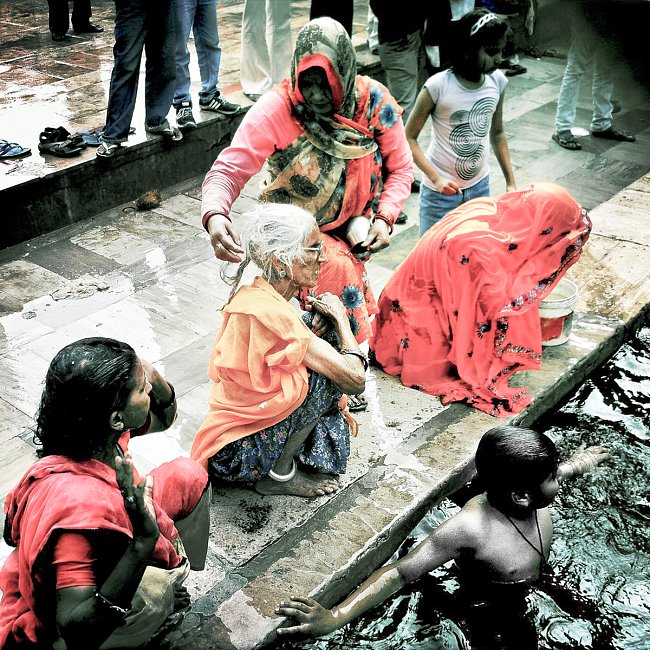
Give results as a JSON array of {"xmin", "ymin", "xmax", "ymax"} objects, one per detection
[
  {"xmin": 275, "ymin": 596, "xmax": 339, "ymax": 638},
  {"xmin": 560, "ymin": 445, "xmax": 610, "ymax": 480}
]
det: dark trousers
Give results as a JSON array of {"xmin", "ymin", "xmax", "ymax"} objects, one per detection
[
  {"xmin": 103, "ymin": 0, "xmax": 176, "ymax": 142},
  {"xmin": 47, "ymin": 0, "xmax": 92, "ymax": 34},
  {"xmin": 310, "ymin": 0, "xmax": 353, "ymax": 36}
]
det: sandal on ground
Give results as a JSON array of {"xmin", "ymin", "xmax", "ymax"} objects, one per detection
[
  {"xmin": 347, "ymin": 392, "xmax": 368, "ymax": 412},
  {"xmin": 552, "ymin": 131, "xmax": 582, "ymax": 151},
  {"xmin": 38, "ymin": 140, "xmax": 83, "ymax": 157},
  {"xmin": 505, "ymin": 64, "xmax": 527, "ymax": 77},
  {"xmin": 540, "ymin": 48, "xmax": 566, "ymax": 59},
  {"xmin": 51, "ymin": 32, "xmax": 68, "ymax": 41},
  {"xmin": 591, "ymin": 127, "xmax": 635, "ymax": 142},
  {"xmin": 39, "ymin": 126, "xmax": 71, "ymax": 145},
  {"xmin": 0, "ymin": 140, "xmax": 31, "ymax": 159}
]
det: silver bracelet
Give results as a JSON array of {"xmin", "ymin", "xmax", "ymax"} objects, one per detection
[
  {"xmin": 95, "ymin": 590, "xmax": 131, "ymax": 618},
  {"xmin": 340, "ymin": 348, "xmax": 369, "ymax": 371}
]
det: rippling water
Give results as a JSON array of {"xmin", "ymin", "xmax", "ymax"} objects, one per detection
[{"xmin": 279, "ymin": 326, "xmax": 650, "ymax": 650}]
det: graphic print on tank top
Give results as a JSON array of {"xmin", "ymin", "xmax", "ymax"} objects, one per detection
[{"xmin": 449, "ymin": 97, "xmax": 497, "ymax": 181}]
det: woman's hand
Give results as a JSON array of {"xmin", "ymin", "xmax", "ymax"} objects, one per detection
[
  {"xmin": 275, "ymin": 596, "xmax": 340, "ymax": 638},
  {"xmin": 306, "ymin": 293, "xmax": 348, "ymax": 325},
  {"xmin": 138, "ymin": 359, "xmax": 177, "ymax": 432},
  {"xmin": 309, "ymin": 311, "xmax": 333, "ymax": 338},
  {"xmin": 206, "ymin": 213, "xmax": 245, "ymax": 262},
  {"xmin": 361, "ymin": 219, "xmax": 390, "ymax": 258},
  {"xmin": 115, "ymin": 452, "xmax": 159, "ymax": 547},
  {"xmin": 140, "ymin": 359, "xmax": 165, "ymax": 397}
]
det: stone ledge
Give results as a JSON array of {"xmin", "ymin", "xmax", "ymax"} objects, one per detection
[{"xmin": 3, "ymin": 115, "xmax": 243, "ymax": 250}]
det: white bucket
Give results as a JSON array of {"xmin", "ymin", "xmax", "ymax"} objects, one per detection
[{"xmin": 539, "ymin": 278, "xmax": 578, "ymax": 346}]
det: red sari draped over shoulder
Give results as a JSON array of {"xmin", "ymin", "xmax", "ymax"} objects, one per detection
[
  {"xmin": 370, "ymin": 183, "xmax": 591, "ymax": 416},
  {"xmin": 0, "ymin": 433, "xmax": 207, "ymax": 648}
]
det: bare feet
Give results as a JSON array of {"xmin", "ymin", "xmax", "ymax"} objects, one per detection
[
  {"xmin": 174, "ymin": 585, "xmax": 191, "ymax": 613},
  {"xmin": 255, "ymin": 469, "xmax": 340, "ymax": 498}
]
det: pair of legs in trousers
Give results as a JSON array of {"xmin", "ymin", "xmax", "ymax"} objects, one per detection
[
  {"xmin": 102, "ymin": 0, "xmax": 176, "ymax": 144},
  {"xmin": 48, "ymin": 0, "xmax": 93, "ymax": 37}
]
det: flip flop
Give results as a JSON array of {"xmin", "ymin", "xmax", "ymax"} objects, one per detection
[
  {"xmin": 0, "ymin": 140, "xmax": 31, "ymax": 159},
  {"xmin": 540, "ymin": 48, "xmax": 567, "ymax": 59},
  {"xmin": 552, "ymin": 131, "xmax": 582, "ymax": 151},
  {"xmin": 591, "ymin": 127, "xmax": 636, "ymax": 142},
  {"xmin": 347, "ymin": 393, "xmax": 368, "ymax": 412}
]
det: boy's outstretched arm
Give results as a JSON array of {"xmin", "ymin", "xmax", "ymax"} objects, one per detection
[
  {"xmin": 275, "ymin": 516, "xmax": 464, "ymax": 639},
  {"xmin": 557, "ymin": 445, "xmax": 610, "ymax": 482}
]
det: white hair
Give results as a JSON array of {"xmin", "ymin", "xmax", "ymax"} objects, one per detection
[{"xmin": 220, "ymin": 202, "xmax": 317, "ymax": 301}]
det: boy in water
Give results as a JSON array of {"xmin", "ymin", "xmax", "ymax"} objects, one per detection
[{"xmin": 275, "ymin": 425, "xmax": 609, "ymax": 648}]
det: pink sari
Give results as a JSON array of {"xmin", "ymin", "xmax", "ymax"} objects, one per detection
[{"xmin": 371, "ymin": 183, "xmax": 591, "ymax": 416}]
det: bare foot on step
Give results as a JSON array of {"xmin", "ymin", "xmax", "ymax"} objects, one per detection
[{"xmin": 255, "ymin": 469, "xmax": 340, "ymax": 498}]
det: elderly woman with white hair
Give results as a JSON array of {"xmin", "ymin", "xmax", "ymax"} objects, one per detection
[{"xmin": 191, "ymin": 203, "xmax": 366, "ymax": 498}]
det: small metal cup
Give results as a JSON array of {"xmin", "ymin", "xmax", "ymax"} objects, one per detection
[{"xmin": 346, "ymin": 216, "xmax": 371, "ymax": 255}]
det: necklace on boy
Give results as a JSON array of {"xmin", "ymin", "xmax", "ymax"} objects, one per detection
[{"xmin": 504, "ymin": 510, "xmax": 546, "ymax": 564}]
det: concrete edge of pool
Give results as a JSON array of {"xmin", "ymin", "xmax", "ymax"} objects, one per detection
[{"xmin": 154, "ymin": 174, "xmax": 650, "ymax": 650}]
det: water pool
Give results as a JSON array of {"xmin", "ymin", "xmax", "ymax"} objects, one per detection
[{"xmin": 277, "ymin": 325, "xmax": 650, "ymax": 649}]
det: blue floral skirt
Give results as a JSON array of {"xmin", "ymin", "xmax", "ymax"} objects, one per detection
[{"xmin": 209, "ymin": 371, "xmax": 351, "ymax": 483}]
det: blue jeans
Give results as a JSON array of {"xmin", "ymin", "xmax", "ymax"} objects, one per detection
[
  {"xmin": 173, "ymin": 0, "xmax": 221, "ymax": 106},
  {"xmin": 419, "ymin": 175, "xmax": 490, "ymax": 236},
  {"xmin": 554, "ymin": 30, "xmax": 614, "ymax": 134},
  {"xmin": 103, "ymin": 0, "xmax": 176, "ymax": 142}
]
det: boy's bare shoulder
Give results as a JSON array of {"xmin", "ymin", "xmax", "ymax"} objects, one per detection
[{"xmin": 435, "ymin": 495, "xmax": 488, "ymax": 550}]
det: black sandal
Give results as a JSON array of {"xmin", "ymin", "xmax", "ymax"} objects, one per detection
[
  {"xmin": 552, "ymin": 131, "xmax": 582, "ymax": 151},
  {"xmin": 591, "ymin": 127, "xmax": 635, "ymax": 142},
  {"xmin": 38, "ymin": 140, "xmax": 83, "ymax": 157}
]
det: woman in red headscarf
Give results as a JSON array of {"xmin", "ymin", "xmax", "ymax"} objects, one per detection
[
  {"xmin": 370, "ymin": 183, "xmax": 591, "ymax": 416},
  {"xmin": 201, "ymin": 16, "xmax": 413, "ymax": 348}
]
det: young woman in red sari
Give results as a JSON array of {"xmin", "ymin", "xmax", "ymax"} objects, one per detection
[
  {"xmin": 370, "ymin": 182, "xmax": 591, "ymax": 416},
  {"xmin": 0, "ymin": 338, "xmax": 210, "ymax": 649},
  {"xmin": 200, "ymin": 17, "xmax": 413, "ymax": 413}
]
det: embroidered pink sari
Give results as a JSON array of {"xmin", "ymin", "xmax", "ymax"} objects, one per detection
[{"xmin": 371, "ymin": 183, "xmax": 591, "ymax": 415}]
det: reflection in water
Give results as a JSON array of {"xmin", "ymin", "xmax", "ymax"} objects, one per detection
[{"xmin": 279, "ymin": 326, "xmax": 650, "ymax": 650}]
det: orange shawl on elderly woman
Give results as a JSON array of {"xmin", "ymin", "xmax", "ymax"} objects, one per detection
[
  {"xmin": 371, "ymin": 183, "xmax": 592, "ymax": 416},
  {"xmin": 191, "ymin": 277, "xmax": 312, "ymax": 467}
]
